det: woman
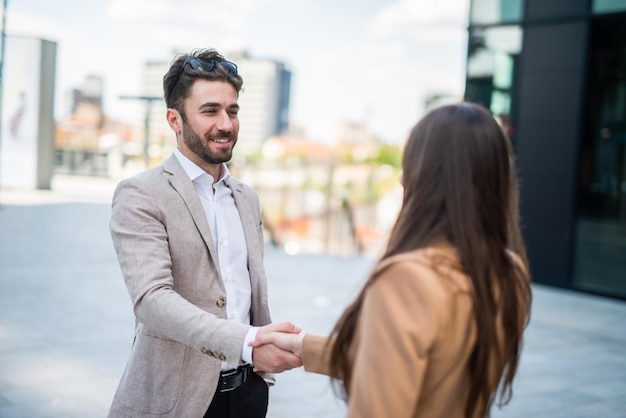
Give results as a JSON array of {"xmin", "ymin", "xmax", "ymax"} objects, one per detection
[{"xmin": 253, "ymin": 102, "xmax": 532, "ymax": 417}]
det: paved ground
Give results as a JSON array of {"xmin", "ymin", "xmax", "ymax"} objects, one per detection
[{"xmin": 0, "ymin": 176, "xmax": 625, "ymax": 418}]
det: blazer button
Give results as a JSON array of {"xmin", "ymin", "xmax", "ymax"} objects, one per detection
[{"xmin": 216, "ymin": 297, "xmax": 226, "ymax": 308}]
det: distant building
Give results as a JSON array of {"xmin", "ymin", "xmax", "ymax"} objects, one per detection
[
  {"xmin": 57, "ymin": 72, "xmax": 136, "ymax": 177},
  {"xmin": 333, "ymin": 121, "xmax": 381, "ymax": 162},
  {"xmin": 229, "ymin": 51, "xmax": 291, "ymax": 155},
  {"xmin": 423, "ymin": 92, "xmax": 462, "ymax": 113},
  {"xmin": 261, "ymin": 135, "xmax": 333, "ymax": 161},
  {"xmin": 141, "ymin": 60, "xmax": 171, "ymax": 151},
  {"xmin": 68, "ymin": 74, "xmax": 104, "ymax": 128},
  {"xmin": 465, "ymin": 0, "xmax": 626, "ymax": 299}
]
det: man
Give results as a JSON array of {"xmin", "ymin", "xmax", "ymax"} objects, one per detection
[{"xmin": 108, "ymin": 48, "xmax": 301, "ymax": 418}]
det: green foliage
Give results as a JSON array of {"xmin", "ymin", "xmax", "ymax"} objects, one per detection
[{"xmin": 372, "ymin": 144, "xmax": 402, "ymax": 168}]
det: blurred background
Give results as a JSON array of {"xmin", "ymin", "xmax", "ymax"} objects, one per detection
[
  {"xmin": 1, "ymin": 1, "xmax": 626, "ymax": 417},
  {"xmin": 0, "ymin": 0, "xmax": 470, "ymax": 256},
  {"xmin": 2, "ymin": 0, "xmax": 625, "ymax": 298}
]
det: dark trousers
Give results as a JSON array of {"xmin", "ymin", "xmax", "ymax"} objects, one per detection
[{"xmin": 204, "ymin": 372, "xmax": 269, "ymax": 418}]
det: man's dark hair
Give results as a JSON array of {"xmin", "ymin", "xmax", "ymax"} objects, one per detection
[{"xmin": 162, "ymin": 48, "xmax": 243, "ymax": 114}]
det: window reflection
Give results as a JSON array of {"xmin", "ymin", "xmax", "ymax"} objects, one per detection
[
  {"xmin": 593, "ymin": 0, "xmax": 626, "ymax": 14},
  {"xmin": 575, "ymin": 14, "xmax": 626, "ymax": 296},
  {"xmin": 466, "ymin": 25, "xmax": 522, "ymax": 139},
  {"xmin": 470, "ymin": 0, "xmax": 524, "ymax": 24}
]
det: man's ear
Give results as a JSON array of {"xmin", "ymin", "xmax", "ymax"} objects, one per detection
[{"xmin": 166, "ymin": 108, "xmax": 183, "ymax": 135}]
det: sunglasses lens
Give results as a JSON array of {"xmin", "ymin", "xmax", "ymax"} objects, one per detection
[
  {"xmin": 220, "ymin": 61, "xmax": 238, "ymax": 75},
  {"xmin": 185, "ymin": 58, "xmax": 237, "ymax": 75},
  {"xmin": 186, "ymin": 57, "xmax": 213, "ymax": 71}
]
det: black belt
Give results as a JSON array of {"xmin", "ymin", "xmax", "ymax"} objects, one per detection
[{"xmin": 218, "ymin": 365, "xmax": 251, "ymax": 392}]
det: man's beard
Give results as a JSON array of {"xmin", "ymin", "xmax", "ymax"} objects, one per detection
[{"xmin": 182, "ymin": 118, "xmax": 237, "ymax": 165}]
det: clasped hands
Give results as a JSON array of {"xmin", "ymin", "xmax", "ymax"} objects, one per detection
[{"xmin": 250, "ymin": 322, "xmax": 305, "ymax": 373}]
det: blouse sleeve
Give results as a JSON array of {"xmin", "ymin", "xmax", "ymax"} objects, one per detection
[
  {"xmin": 302, "ymin": 334, "xmax": 333, "ymax": 376},
  {"xmin": 346, "ymin": 260, "xmax": 447, "ymax": 418}
]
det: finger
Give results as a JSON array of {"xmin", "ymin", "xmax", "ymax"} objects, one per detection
[
  {"xmin": 278, "ymin": 349, "xmax": 303, "ymax": 369},
  {"xmin": 284, "ymin": 351, "xmax": 302, "ymax": 367},
  {"xmin": 251, "ymin": 345, "xmax": 303, "ymax": 373},
  {"xmin": 259, "ymin": 322, "xmax": 301, "ymax": 335},
  {"xmin": 259, "ymin": 350, "xmax": 301, "ymax": 372},
  {"xmin": 249, "ymin": 334, "xmax": 274, "ymax": 347}
]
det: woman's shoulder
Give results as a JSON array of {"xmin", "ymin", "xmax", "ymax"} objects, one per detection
[{"xmin": 371, "ymin": 245, "xmax": 471, "ymax": 299}]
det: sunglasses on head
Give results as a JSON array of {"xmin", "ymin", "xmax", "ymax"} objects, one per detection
[{"xmin": 184, "ymin": 57, "xmax": 238, "ymax": 75}]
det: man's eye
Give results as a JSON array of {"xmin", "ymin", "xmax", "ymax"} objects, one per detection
[{"xmin": 228, "ymin": 110, "xmax": 239, "ymax": 116}]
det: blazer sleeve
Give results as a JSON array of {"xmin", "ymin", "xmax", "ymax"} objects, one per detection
[
  {"xmin": 110, "ymin": 177, "xmax": 250, "ymax": 367},
  {"xmin": 346, "ymin": 260, "xmax": 447, "ymax": 418}
]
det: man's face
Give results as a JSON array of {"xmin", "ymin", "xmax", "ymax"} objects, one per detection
[{"xmin": 179, "ymin": 79, "xmax": 240, "ymax": 166}]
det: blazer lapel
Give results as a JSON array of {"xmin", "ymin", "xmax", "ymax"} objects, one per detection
[{"xmin": 163, "ymin": 155, "xmax": 222, "ymax": 274}]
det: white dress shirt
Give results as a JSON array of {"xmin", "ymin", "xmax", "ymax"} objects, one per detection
[{"xmin": 174, "ymin": 149, "xmax": 258, "ymax": 369}]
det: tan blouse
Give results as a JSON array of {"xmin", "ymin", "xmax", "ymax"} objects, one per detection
[{"xmin": 302, "ymin": 246, "xmax": 516, "ymax": 418}]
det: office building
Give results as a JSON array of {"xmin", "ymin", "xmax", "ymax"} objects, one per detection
[
  {"xmin": 465, "ymin": 0, "xmax": 626, "ymax": 299},
  {"xmin": 69, "ymin": 74, "xmax": 104, "ymax": 124},
  {"xmin": 228, "ymin": 51, "xmax": 291, "ymax": 155}
]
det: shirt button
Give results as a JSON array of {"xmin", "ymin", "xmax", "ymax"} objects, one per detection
[{"xmin": 216, "ymin": 297, "xmax": 226, "ymax": 308}]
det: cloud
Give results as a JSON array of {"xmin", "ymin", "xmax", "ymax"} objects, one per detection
[
  {"xmin": 106, "ymin": 0, "xmax": 278, "ymax": 28},
  {"xmin": 7, "ymin": 0, "xmax": 470, "ymax": 145},
  {"xmin": 369, "ymin": 0, "xmax": 469, "ymax": 41},
  {"xmin": 6, "ymin": 9, "xmax": 69, "ymax": 42},
  {"xmin": 106, "ymin": 0, "xmax": 172, "ymax": 20},
  {"xmin": 105, "ymin": 0, "xmax": 278, "ymax": 49},
  {"xmin": 338, "ymin": 0, "xmax": 470, "ymax": 143}
]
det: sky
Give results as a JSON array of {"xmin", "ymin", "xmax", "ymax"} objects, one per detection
[{"xmin": 5, "ymin": 0, "xmax": 470, "ymax": 144}]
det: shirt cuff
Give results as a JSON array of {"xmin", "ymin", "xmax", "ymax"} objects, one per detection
[{"xmin": 241, "ymin": 326, "xmax": 259, "ymax": 365}]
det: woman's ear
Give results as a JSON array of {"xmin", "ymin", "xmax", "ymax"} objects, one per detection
[{"xmin": 166, "ymin": 108, "xmax": 183, "ymax": 135}]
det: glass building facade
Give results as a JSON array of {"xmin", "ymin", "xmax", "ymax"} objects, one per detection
[{"xmin": 466, "ymin": 0, "xmax": 626, "ymax": 299}]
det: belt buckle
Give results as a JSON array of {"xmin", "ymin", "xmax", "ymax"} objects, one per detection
[
  {"xmin": 221, "ymin": 368, "xmax": 238, "ymax": 378},
  {"xmin": 219, "ymin": 366, "xmax": 246, "ymax": 393}
]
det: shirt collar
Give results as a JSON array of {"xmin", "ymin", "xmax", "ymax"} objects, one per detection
[{"xmin": 173, "ymin": 148, "xmax": 231, "ymax": 185}]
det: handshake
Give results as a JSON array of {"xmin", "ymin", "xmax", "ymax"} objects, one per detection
[{"xmin": 250, "ymin": 322, "xmax": 306, "ymax": 373}]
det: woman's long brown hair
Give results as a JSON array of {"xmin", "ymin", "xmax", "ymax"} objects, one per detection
[{"xmin": 328, "ymin": 102, "xmax": 532, "ymax": 417}]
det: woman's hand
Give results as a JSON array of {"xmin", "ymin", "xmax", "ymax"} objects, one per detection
[
  {"xmin": 251, "ymin": 322, "xmax": 303, "ymax": 373},
  {"xmin": 251, "ymin": 329, "xmax": 305, "ymax": 359}
]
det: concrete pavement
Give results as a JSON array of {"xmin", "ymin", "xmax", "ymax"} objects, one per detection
[{"xmin": 0, "ymin": 175, "xmax": 625, "ymax": 417}]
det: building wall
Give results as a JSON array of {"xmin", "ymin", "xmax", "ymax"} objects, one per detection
[
  {"xmin": 234, "ymin": 54, "xmax": 291, "ymax": 155},
  {"xmin": 466, "ymin": 0, "xmax": 626, "ymax": 298},
  {"xmin": 515, "ymin": 16, "xmax": 588, "ymax": 286},
  {"xmin": 0, "ymin": 36, "xmax": 57, "ymax": 190}
]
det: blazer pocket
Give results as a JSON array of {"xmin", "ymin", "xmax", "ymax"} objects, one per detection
[{"xmin": 117, "ymin": 333, "xmax": 186, "ymax": 415}]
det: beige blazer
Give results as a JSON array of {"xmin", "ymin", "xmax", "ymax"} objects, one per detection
[
  {"xmin": 108, "ymin": 155, "xmax": 271, "ymax": 418},
  {"xmin": 302, "ymin": 246, "xmax": 527, "ymax": 418}
]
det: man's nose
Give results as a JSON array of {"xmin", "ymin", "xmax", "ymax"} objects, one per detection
[{"xmin": 216, "ymin": 110, "xmax": 233, "ymax": 131}]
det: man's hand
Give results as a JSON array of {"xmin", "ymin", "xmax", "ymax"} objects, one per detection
[
  {"xmin": 251, "ymin": 322, "xmax": 302, "ymax": 373},
  {"xmin": 250, "ymin": 329, "xmax": 304, "ymax": 358}
]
